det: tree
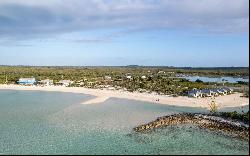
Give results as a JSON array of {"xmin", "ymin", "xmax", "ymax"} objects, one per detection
[{"xmin": 195, "ymin": 79, "xmax": 203, "ymax": 83}]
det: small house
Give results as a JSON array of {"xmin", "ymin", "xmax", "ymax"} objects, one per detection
[
  {"xmin": 188, "ymin": 89, "xmax": 201, "ymax": 98},
  {"xmin": 38, "ymin": 79, "xmax": 53, "ymax": 86},
  {"xmin": 218, "ymin": 88, "xmax": 227, "ymax": 95},
  {"xmin": 201, "ymin": 89, "xmax": 216, "ymax": 97},
  {"xmin": 87, "ymin": 81, "xmax": 95, "ymax": 86},
  {"xmin": 126, "ymin": 75, "xmax": 133, "ymax": 80},
  {"xmin": 104, "ymin": 76, "xmax": 112, "ymax": 80},
  {"xmin": 158, "ymin": 71, "xmax": 166, "ymax": 74},
  {"xmin": 18, "ymin": 78, "xmax": 36, "ymax": 85},
  {"xmin": 58, "ymin": 80, "xmax": 74, "ymax": 87},
  {"xmin": 107, "ymin": 87, "xmax": 116, "ymax": 90},
  {"xmin": 211, "ymin": 89, "xmax": 220, "ymax": 97},
  {"xmin": 213, "ymin": 89, "xmax": 224, "ymax": 95},
  {"xmin": 222, "ymin": 87, "xmax": 233, "ymax": 94}
]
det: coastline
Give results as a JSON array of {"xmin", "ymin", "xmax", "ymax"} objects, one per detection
[{"xmin": 0, "ymin": 84, "xmax": 249, "ymax": 109}]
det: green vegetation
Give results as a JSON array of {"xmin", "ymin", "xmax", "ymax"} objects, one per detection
[
  {"xmin": 237, "ymin": 81, "xmax": 249, "ymax": 85},
  {"xmin": 0, "ymin": 66, "xmax": 248, "ymax": 96},
  {"xmin": 209, "ymin": 99, "xmax": 218, "ymax": 114},
  {"xmin": 195, "ymin": 79, "xmax": 203, "ymax": 83},
  {"xmin": 220, "ymin": 111, "xmax": 249, "ymax": 124}
]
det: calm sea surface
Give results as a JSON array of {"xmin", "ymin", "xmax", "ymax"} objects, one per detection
[
  {"xmin": 0, "ymin": 90, "xmax": 248, "ymax": 155},
  {"xmin": 179, "ymin": 76, "xmax": 249, "ymax": 83}
]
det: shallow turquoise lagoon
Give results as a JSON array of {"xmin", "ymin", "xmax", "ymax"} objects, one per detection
[
  {"xmin": 0, "ymin": 90, "xmax": 248, "ymax": 155},
  {"xmin": 179, "ymin": 76, "xmax": 249, "ymax": 83}
]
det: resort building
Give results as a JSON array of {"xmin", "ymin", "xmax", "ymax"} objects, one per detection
[
  {"xmin": 76, "ymin": 82, "xmax": 84, "ymax": 86},
  {"xmin": 57, "ymin": 80, "xmax": 74, "ymax": 87},
  {"xmin": 201, "ymin": 89, "xmax": 217, "ymax": 97},
  {"xmin": 107, "ymin": 87, "xmax": 116, "ymax": 90},
  {"xmin": 167, "ymin": 72, "xmax": 175, "ymax": 74},
  {"xmin": 18, "ymin": 78, "xmax": 36, "ymax": 85},
  {"xmin": 222, "ymin": 87, "xmax": 233, "ymax": 94},
  {"xmin": 38, "ymin": 79, "xmax": 53, "ymax": 86},
  {"xmin": 211, "ymin": 89, "xmax": 221, "ymax": 96},
  {"xmin": 138, "ymin": 88, "xmax": 147, "ymax": 93},
  {"xmin": 87, "ymin": 82, "xmax": 95, "ymax": 86},
  {"xmin": 126, "ymin": 75, "xmax": 133, "ymax": 80},
  {"xmin": 158, "ymin": 71, "xmax": 166, "ymax": 74},
  {"xmin": 217, "ymin": 88, "xmax": 227, "ymax": 95},
  {"xmin": 188, "ymin": 89, "xmax": 202, "ymax": 98},
  {"xmin": 188, "ymin": 88, "xmax": 233, "ymax": 98},
  {"xmin": 104, "ymin": 76, "xmax": 112, "ymax": 80}
]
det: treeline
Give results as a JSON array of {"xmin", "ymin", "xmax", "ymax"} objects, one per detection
[{"xmin": 0, "ymin": 66, "xmax": 248, "ymax": 96}]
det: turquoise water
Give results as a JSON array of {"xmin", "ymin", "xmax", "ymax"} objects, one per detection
[
  {"xmin": 0, "ymin": 90, "xmax": 249, "ymax": 155},
  {"xmin": 179, "ymin": 76, "xmax": 249, "ymax": 83}
]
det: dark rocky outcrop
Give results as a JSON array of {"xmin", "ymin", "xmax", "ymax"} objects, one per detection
[{"xmin": 133, "ymin": 113, "xmax": 249, "ymax": 141}]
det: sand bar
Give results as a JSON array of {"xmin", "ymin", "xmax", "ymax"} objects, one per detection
[{"xmin": 0, "ymin": 84, "xmax": 248, "ymax": 109}]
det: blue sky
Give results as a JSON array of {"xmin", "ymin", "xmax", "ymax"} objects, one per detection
[{"xmin": 0, "ymin": 0, "xmax": 249, "ymax": 67}]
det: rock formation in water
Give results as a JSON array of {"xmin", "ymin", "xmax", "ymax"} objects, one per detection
[{"xmin": 133, "ymin": 113, "xmax": 249, "ymax": 141}]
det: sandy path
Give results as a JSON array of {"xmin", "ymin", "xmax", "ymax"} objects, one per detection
[{"xmin": 0, "ymin": 84, "xmax": 248, "ymax": 109}]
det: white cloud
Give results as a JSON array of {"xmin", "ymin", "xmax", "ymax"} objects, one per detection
[{"xmin": 0, "ymin": 0, "xmax": 248, "ymax": 40}]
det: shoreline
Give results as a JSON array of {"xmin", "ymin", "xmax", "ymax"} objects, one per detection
[{"xmin": 0, "ymin": 84, "xmax": 249, "ymax": 109}]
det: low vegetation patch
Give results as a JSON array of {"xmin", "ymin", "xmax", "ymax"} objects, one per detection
[{"xmin": 219, "ymin": 111, "xmax": 249, "ymax": 124}]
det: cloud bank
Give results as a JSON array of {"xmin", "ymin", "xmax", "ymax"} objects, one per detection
[{"xmin": 0, "ymin": 0, "xmax": 249, "ymax": 41}]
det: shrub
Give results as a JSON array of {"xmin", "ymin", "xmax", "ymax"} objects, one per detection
[
  {"xmin": 220, "ymin": 111, "xmax": 249, "ymax": 123},
  {"xmin": 209, "ymin": 100, "xmax": 218, "ymax": 114},
  {"xmin": 242, "ymin": 92, "xmax": 249, "ymax": 98}
]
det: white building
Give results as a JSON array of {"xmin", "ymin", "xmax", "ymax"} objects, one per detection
[
  {"xmin": 158, "ymin": 71, "xmax": 166, "ymax": 74},
  {"xmin": 219, "ymin": 88, "xmax": 228, "ymax": 95},
  {"xmin": 38, "ymin": 79, "xmax": 53, "ymax": 86},
  {"xmin": 201, "ymin": 89, "xmax": 217, "ymax": 97},
  {"xmin": 222, "ymin": 87, "xmax": 233, "ymax": 94},
  {"xmin": 18, "ymin": 78, "xmax": 36, "ymax": 85},
  {"xmin": 188, "ymin": 87, "xmax": 233, "ymax": 98},
  {"xmin": 188, "ymin": 89, "xmax": 201, "ymax": 98},
  {"xmin": 104, "ymin": 76, "xmax": 112, "ymax": 80},
  {"xmin": 58, "ymin": 80, "xmax": 74, "ymax": 87},
  {"xmin": 107, "ymin": 87, "xmax": 116, "ymax": 90},
  {"xmin": 126, "ymin": 75, "xmax": 133, "ymax": 80}
]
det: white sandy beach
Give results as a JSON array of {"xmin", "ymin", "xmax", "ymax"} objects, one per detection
[{"xmin": 0, "ymin": 84, "xmax": 248, "ymax": 109}]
